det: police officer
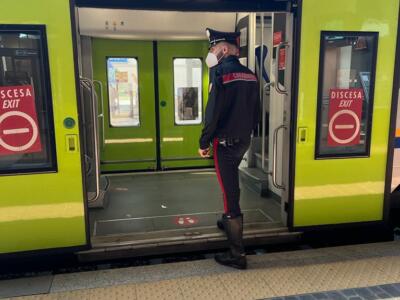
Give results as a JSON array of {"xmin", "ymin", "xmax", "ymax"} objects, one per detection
[{"xmin": 198, "ymin": 28, "xmax": 260, "ymax": 270}]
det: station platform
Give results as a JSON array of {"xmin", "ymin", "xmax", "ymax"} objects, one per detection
[{"xmin": 3, "ymin": 241, "xmax": 400, "ymax": 299}]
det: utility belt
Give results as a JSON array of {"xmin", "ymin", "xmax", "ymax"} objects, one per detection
[{"xmin": 217, "ymin": 137, "xmax": 241, "ymax": 147}]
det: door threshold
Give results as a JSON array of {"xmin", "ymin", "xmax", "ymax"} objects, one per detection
[
  {"xmin": 78, "ymin": 224, "xmax": 302, "ymax": 261},
  {"xmin": 104, "ymin": 167, "xmax": 215, "ymax": 177}
]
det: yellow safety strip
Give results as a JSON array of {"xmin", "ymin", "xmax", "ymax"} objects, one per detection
[
  {"xmin": 105, "ymin": 138, "xmax": 153, "ymax": 144},
  {"xmin": 295, "ymin": 181, "xmax": 384, "ymax": 200},
  {"xmin": 0, "ymin": 202, "xmax": 84, "ymax": 222},
  {"xmin": 162, "ymin": 137, "xmax": 184, "ymax": 142}
]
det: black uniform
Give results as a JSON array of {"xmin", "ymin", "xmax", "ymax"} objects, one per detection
[{"xmin": 199, "ymin": 55, "xmax": 260, "ymax": 217}]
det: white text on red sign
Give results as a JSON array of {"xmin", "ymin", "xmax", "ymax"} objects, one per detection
[{"xmin": 1, "ymin": 87, "xmax": 33, "ymax": 109}]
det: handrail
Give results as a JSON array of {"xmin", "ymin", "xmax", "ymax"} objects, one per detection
[
  {"xmin": 269, "ymin": 124, "xmax": 287, "ymax": 190},
  {"xmin": 80, "ymin": 77, "xmax": 100, "ymax": 204},
  {"xmin": 93, "ymin": 80, "xmax": 105, "ymax": 150},
  {"xmin": 274, "ymin": 42, "xmax": 289, "ymax": 95}
]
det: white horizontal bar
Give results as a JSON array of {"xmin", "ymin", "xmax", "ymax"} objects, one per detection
[
  {"xmin": 3, "ymin": 128, "xmax": 30, "ymax": 135},
  {"xmin": 334, "ymin": 125, "xmax": 355, "ymax": 129}
]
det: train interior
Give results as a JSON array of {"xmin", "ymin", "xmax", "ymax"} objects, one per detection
[{"xmin": 76, "ymin": 8, "xmax": 296, "ymax": 257}]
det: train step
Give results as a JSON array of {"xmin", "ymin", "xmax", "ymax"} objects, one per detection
[
  {"xmin": 87, "ymin": 176, "xmax": 110, "ymax": 208},
  {"xmin": 239, "ymin": 167, "xmax": 269, "ymax": 196},
  {"xmin": 78, "ymin": 224, "xmax": 301, "ymax": 261},
  {"xmin": 254, "ymin": 152, "xmax": 269, "ymax": 170}
]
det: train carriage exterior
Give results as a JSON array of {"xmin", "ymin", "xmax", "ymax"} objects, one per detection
[{"xmin": 0, "ymin": 0, "xmax": 399, "ymax": 260}]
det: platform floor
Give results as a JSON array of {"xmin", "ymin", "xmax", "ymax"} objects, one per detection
[
  {"xmin": 90, "ymin": 170, "xmax": 282, "ymax": 238},
  {"xmin": 4, "ymin": 241, "xmax": 400, "ymax": 299}
]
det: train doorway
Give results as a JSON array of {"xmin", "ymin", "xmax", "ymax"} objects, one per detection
[{"xmin": 75, "ymin": 7, "xmax": 299, "ymax": 259}]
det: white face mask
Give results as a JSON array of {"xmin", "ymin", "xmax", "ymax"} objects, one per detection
[
  {"xmin": 205, "ymin": 49, "xmax": 224, "ymax": 68},
  {"xmin": 205, "ymin": 52, "xmax": 219, "ymax": 68}
]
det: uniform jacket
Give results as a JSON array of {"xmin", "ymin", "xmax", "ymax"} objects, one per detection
[{"xmin": 199, "ymin": 55, "xmax": 260, "ymax": 150}]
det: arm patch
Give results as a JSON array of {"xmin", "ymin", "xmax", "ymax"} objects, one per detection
[{"xmin": 222, "ymin": 72, "xmax": 257, "ymax": 84}]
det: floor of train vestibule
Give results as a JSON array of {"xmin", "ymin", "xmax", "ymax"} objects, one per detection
[{"xmin": 89, "ymin": 170, "xmax": 282, "ymax": 239}]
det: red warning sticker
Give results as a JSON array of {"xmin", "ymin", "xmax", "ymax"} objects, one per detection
[
  {"xmin": 328, "ymin": 88, "xmax": 364, "ymax": 146},
  {"xmin": 278, "ymin": 48, "xmax": 286, "ymax": 71},
  {"xmin": 273, "ymin": 31, "xmax": 282, "ymax": 46},
  {"xmin": 0, "ymin": 85, "xmax": 42, "ymax": 155}
]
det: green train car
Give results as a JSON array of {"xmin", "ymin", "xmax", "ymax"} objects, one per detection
[{"xmin": 0, "ymin": 0, "xmax": 399, "ymax": 260}]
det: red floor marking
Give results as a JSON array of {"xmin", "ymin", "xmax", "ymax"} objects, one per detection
[{"xmin": 173, "ymin": 216, "xmax": 199, "ymax": 226}]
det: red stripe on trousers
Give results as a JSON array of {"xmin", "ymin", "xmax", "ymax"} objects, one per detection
[{"xmin": 213, "ymin": 138, "xmax": 228, "ymax": 213}]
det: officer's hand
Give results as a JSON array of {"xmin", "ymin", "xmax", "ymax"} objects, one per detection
[{"xmin": 198, "ymin": 148, "xmax": 210, "ymax": 158}]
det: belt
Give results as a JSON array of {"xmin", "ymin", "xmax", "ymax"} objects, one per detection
[{"xmin": 217, "ymin": 137, "xmax": 240, "ymax": 147}]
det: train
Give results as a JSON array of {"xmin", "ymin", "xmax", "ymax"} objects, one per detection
[{"xmin": 0, "ymin": 0, "xmax": 399, "ymax": 261}]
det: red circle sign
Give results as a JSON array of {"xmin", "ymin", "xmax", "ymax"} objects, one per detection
[
  {"xmin": 0, "ymin": 85, "xmax": 42, "ymax": 155},
  {"xmin": 328, "ymin": 109, "xmax": 361, "ymax": 145},
  {"xmin": 173, "ymin": 216, "xmax": 199, "ymax": 226},
  {"xmin": 327, "ymin": 88, "xmax": 364, "ymax": 147},
  {"xmin": 0, "ymin": 111, "xmax": 39, "ymax": 152}
]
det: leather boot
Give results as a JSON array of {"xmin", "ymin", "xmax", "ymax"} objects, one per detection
[
  {"xmin": 215, "ymin": 214, "xmax": 247, "ymax": 269},
  {"xmin": 217, "ymin": 214, "xmax": 225, "ymax": 231},
  {"xmin": 217, "ymin": 190, "xmax": 240, "ymax": 231}
]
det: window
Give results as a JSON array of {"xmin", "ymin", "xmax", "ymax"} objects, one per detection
[
  {"xmin": 315, "ymin": 31, "xmax": 378, "ymax": 158},
  {"xmin": 0, "ymin": 25, "xmax": 57, "ymax": 175},
  {"xmin": 173, "ymin": 58, "xmax": 202, "ymax": 125},
  {"xmin": 107, "ymin": 57, "xmax": 140, "ymax": 127}
]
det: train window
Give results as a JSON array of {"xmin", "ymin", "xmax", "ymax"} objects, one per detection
[
  {"xmin": 315, "ymin": 31, "xmax": 378, "ymax": 158},
  {"xmin": 173, "ymin": 58, "xmax": 202, "ymax": 125},
  {"xmin": 106, "ymin": 57, "xmax": 140, "ymax": 127},
  {"xmin": 0, "ymin": 25, "xmax": 57, "ymax": 175}
]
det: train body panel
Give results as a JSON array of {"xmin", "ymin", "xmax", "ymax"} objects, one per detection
[
  {"xmin": 0, "ymin": 0, "xmax": 87, "ymax": 253},
  {"xmin": 157, "ymin": 41, "xmax": 213, "ymax": 169},
  {"xmin": 93, "ymin": 39, "xmax": 213, "ymax": 172},
  {"xmin": 92, "ymin": 39, "xmax": 158, "ymax": 172},
  {"xmin": 0, "ymin": 0, "xmax": 399, "ymax": 258},
  {"xmin": 294, "ymin": 0, "xmax": 400, "ymax": 226}
]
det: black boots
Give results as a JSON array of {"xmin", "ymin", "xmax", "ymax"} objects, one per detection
[
  {"xmin": 215, "ymin": 214, "xmax": 247, "ymax": 269},
  {"xmin": 217, "ymin": 215, "xmax": 224, "ymax": 230}
]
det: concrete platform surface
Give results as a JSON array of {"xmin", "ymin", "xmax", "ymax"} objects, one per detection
[{"xmin": 3, "ymin": 241, "xmax": 400, "ymax": 299}]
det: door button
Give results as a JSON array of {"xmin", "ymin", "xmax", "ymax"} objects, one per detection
[
  {"xmin": 160, "ymin": 100, "xmax": 167, "ymax": 107},
  {"xmin": 66, "ymin": 134, "xmax": 79, "ymax": 152},
  {"xmin": 298, "ymin": 127, "xmax": 308, "ymax": 144}
]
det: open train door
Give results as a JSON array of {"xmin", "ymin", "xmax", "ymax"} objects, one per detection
[
  {"xmin": 290, "ymin": 0, "xmax": 400, "ymax": 229},
  {"xmin": 0, "ymin": 0, "xmax": 89, "ymax": 256}
]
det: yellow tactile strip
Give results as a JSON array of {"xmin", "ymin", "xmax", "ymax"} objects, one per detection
[{"xmin": 10, "ymin": 241, "xmax": 400, "ymax": 300}]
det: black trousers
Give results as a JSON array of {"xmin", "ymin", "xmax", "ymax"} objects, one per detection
[{"xmin": 213, "ymin": 138, "xmax": 250, "ymax": 217}]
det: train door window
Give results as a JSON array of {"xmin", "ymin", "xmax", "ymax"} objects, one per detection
[
  {"xmin": 173, "ymin": 58, "xmax": 202, "ymax": 125},
  {"xmin": 106, "ymin": 57, "xmax": 140, "ymax": 127},
  {"xmin": 315, "ymin": 31, "xmax": 378, "ymax": 158},
  {"xmin": 0, "ymin": 26, "xmax": 57, "ymax": 175}
]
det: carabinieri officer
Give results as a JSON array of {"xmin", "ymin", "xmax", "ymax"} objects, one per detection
[{"xmin": 198, "ymin": 28, "xmax": 260, "ymax": 270}]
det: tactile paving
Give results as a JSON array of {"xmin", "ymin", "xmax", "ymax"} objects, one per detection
[
  {"xmin": 178, "ymin": 274, "xmax": 231, "ymax": 300},
  {"xmin": 217, "ymin": 270, "xmax": 276, "ymax": 300},
  {"xmin": 135, "ymin": 279, "xmax": 183, "ymax": 300},
  {"xmin": 9, "ymin": 241, "xmax": 400, "ymax": 300}
]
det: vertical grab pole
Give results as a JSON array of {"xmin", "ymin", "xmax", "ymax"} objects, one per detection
[
  {"xmin": 93, "ymin": 80, "xmax": 105, "ymax": 150},
  {"xmin": 260, "ymin": 13, "xmax": 266, "ymax": 171}
]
